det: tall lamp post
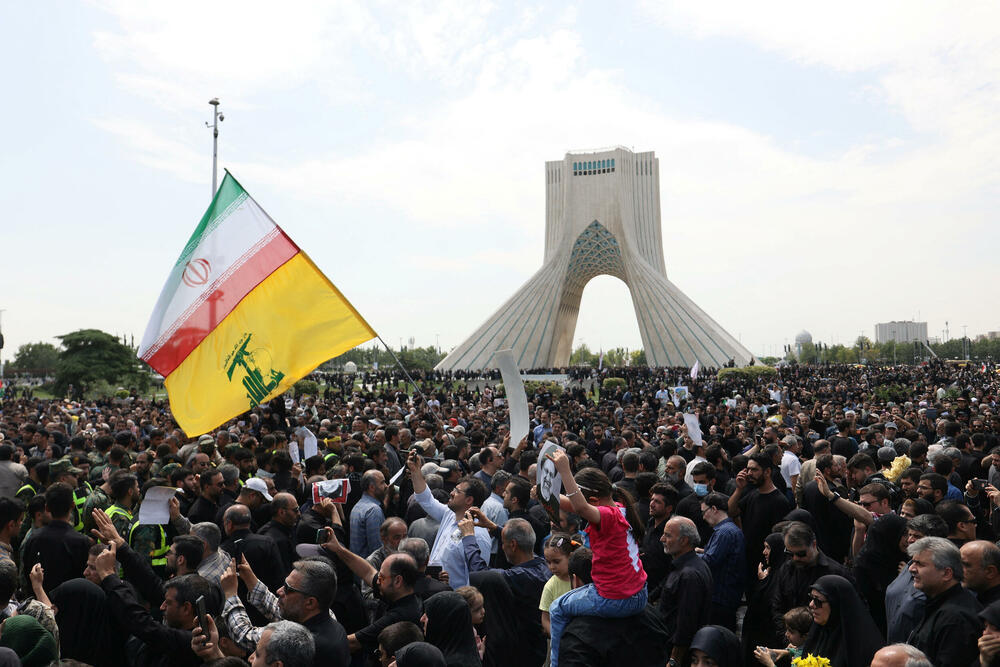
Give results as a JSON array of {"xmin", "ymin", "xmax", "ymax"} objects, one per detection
[
  {"xmin": 207, "ymin": 98, "xmax": 224, "ymax": 197},
  {"xmin": 0, "ymin": 309, "xmax": 5, "ymax": 389}
]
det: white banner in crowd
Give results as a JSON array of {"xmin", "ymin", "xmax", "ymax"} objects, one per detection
[
  {"xmin": 683, "ymin": 413, "xmax": 703, "ymax": 448},
  {"xmin": 495, "ymin": 349, "xmax": 530, "ymax": 448},
  {"xmin": 690, "ymin": 360, "xmax": 700, "ymax": 379},
  {"xmin": 138, "ymin": 486, "xmax": 178, "ymax": 525}
]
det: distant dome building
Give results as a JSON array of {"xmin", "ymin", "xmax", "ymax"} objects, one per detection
[
  {"xmin": 795, "ymin": 330, "xmax": 813, "ymax": 346},
  {"xmin": 343, "ymin": 361, "xmax": 358, "ymax": 373}
]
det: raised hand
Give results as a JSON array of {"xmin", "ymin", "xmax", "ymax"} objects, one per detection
[{"xmin": 91, "ymin": 508, "xmax": 125, "ymax": 548}]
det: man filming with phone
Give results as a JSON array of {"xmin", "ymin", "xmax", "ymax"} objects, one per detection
[{"xmin": 407, "ymin": 448, "xmax": 492, "ymax": 589}]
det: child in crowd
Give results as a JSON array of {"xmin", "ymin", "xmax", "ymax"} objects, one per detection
[
  {"xmin": 456, "ymin": 586, "xmax": 486, "ymax": 659},
  {"xmin": 547, "ymin": 450, "xmax": 647, "ymax": 667},
  {"xmin": 539, "ymin": 533, "xmax": 580, "ymax": 636},
  {"xmin": 753, "ymin": 606, "xmax": 812, "ymax": 666}
]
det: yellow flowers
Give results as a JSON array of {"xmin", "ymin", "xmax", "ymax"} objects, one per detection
[
  {"xmin": 792, "ymin": 655, "xmax": 831, "ymax": 667},
  {"xmin": 883, "ymin": 455, "xmax": 912, "ymax": 483}
]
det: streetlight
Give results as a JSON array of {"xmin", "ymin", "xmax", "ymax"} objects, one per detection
[
  {"xmin": 0, "ymin": 309, "xmax": 5, "ymax": 388},
  {"xmin": 206, "ymin": 98, "xmax": 224, "ymax": 197}
]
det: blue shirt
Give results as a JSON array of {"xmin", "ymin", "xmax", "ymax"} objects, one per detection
[
  {"xmin": 700, "ymin": 517, "xmax": 746, "ymax": 609},
  {"xmin": 481, "ymin": 492, "xmax": 509, "ymax": 555},
  {"xmin": 349, "ymin": 494, "xmax": 385, "ymax": 558},
  {"xmin": 533, "ymin": 423, "xmax": 552, "ymax": 444},
  {"xmin": 414, "ymin": 487, "xmax": 493, "ymax": 589}
]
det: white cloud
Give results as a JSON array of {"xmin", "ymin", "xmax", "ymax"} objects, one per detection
[{"xmin": 75, "ymin": 2, "xmax": 1000, "ymax": 357}]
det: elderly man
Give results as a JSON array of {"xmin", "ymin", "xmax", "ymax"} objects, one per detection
[
  {"xmin": 458, "ymin": 514, "xmax": 550, "ymax": 667},
  {"xmin": 871, "ymin": 644, "xmax": 932, "ymax": 667},
  {"xmin": 248, "ymin": 621, "xmax": 315, "ymax": 667},
  {"xmin": 349, "ymin": 469, "xmax": 387, "ymax": 558},
  {"xmin": 961, "ymin": 540, "xmax": 1000, "ymax": 606},
  {"xmin": 885, "ymin": 514, "xmax": 949, "ymax": 644},
  {"xmin": 659, "ymin": 516, "xmax": 712, "ymax": 666},
  {"xmin": 906, "ymin": 536, "xmax": 983, "ymax": 667},
  {"xmin": 361, "ymin": 517, "xmax": 407, "ymax": 599}
]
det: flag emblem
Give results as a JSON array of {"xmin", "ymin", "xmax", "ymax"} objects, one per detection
[{"xmin": 182, "ymin": 258, "xmax": 212, "ymax": 287}]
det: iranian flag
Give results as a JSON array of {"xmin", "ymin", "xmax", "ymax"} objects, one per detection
[{"xmin": 139, "ymin": 172, "xmax": 375, "ymax": 435}]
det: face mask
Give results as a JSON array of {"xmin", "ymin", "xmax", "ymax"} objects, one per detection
[{"xmin": 693, "ymin": 483, "xmax": 709, "ymax": 497}]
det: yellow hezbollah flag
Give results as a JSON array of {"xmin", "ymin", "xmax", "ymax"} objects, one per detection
[{"xmin": 138, "ymin": 172, "xmax": 375, "ymax": 435}]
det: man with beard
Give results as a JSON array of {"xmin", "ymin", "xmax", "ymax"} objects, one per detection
[
  {"xmin": 408, "ymin": 449, "xmax": 492, "ymax": 589},
  {"xmin": 91, "ymin": 506, "xmax": 207, "ymax": 613},
  {"xmin": 664, "ymin": 455, "xmax": 693, "ymax": 498},
  {"xmin": 95, "ymin": 542, "xmax": 211, "ymax": 667},
  {"xmin": 170, "ymin": 467, "xmax": 199, "ymax": 516},
  {"xmin": 350, "ymin": 469, "xmax": 387, "ymax": 558},
  {"xmin": 728, "ymin": 452, "xmax": 791, "ymax": 575},
  {"xmin": 641, "ymin": 483, "xmax": 678, "ymax": 592}
]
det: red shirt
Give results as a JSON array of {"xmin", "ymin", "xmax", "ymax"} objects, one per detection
[{"xmin": 586, "ymin": 503, "xmax": 647, "ymax": 599}]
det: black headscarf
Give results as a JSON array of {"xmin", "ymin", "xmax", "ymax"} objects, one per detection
[
  {"xmin": 763, "ymin": 532, "xmax": 786, "ymax": 571},
  {"xmin": 50, "ymin": 578, "xmax": 126, "ymax": 667},
  {"xmin": 801, "ymin": 575, "xmax": 882, "ymax": 667},
  {"xmin": 424, "ymin": 591, "xmax": 482, "ymax": 667},
  {"xmin": 690, "ymin": 625, "xmax": 742, "ymax": 667},
  {"xmin": 396, "ymin": 642, "xmax": 448, "ymax": 667}
]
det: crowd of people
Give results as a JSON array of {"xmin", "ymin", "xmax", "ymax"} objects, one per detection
[{"xmin": 0, "ymin": 360, "xmax": 997, "ymax": 666}]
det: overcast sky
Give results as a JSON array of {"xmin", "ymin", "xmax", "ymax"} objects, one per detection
[{"xmin": 2, "ymin": 1, "xmax": 998, "ymax": 365}]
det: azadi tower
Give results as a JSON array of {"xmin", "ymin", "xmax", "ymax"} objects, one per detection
[{"xmin": 436, "ymin": 147, "xmax": 754, "ymax": 371}]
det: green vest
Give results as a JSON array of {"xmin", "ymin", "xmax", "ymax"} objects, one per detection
[
  {"xmin": 72, "ymin": 490, "xmax": 86, "ymax": 532},
  {"xmin": 105, "ymin": 504, "xmax": 133, "ymax": 524},
  {"xmin": 129, "ymin": 522, "xmax": 168, "ymax": 567}
]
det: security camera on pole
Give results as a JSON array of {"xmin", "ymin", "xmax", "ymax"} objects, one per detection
[{"xmin": 207, "ymin": 98, "xmax": 224, "ymax": 196}]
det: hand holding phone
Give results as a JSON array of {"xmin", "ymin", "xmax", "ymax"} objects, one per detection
[{"xmin": 196, "ymin": 595, "xmax": 209, "ymax": 637}]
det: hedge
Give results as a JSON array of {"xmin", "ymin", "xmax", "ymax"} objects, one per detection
[
  {"xmin": 602, "ymin": 377, "xmax": 626, "ymax": 390},
  {"xmin": 717, "ymin": 366, "xmax": 778, "ymax": 381}
]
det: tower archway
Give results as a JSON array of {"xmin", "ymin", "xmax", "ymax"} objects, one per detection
[{"xmin": 436, "ymin": 148, "xmax": 754, "ymax": 370}]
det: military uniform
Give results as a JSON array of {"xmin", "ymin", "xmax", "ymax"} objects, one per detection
[
  {"xmin": 105, "ymin": 504, "xmax": 135, "ymax": 542},
  {"xmin": 82, "ymin": 485, "xmax": 112, "ymax": 534}
]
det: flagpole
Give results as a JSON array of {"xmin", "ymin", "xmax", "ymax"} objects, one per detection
[
  {"xmin": 375, "ymin": 335, "xmax": 444, "ymax": 430},
  {"xmin": 207, "ymin": 98, "xmax": 223, "ymax": 196}
]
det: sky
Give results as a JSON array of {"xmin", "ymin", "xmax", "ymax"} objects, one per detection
[{"xmin": 2, "ymin": 1, "xmax": 999, "ymax": 365}]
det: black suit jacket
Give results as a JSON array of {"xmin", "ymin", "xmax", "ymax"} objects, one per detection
[
  {"xmin": 220, "ymin": 529, "xmax": 284, "ymax": 593},
  {"xmin": 22, "ymin": 520, "xmax": 90, "ymax": 593}
]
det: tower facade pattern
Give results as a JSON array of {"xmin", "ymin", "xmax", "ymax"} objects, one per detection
[{"xmin": 436, "ymin": 147, "xmax": 754, "ymax": 370}]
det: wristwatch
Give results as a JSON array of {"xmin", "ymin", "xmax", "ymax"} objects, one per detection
[
  {"xmin": 668, "ymin": 659, "xmax": 679, "ymax": 667},
  {"xmin": 829, "ymin": 491, "xmax": 841, "ymax": 503}
]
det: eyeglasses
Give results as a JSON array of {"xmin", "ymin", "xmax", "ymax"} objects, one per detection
[
  {"xmin": 807, "ymin": 594, "xmax": 827, "ymax": 607},
  {"xmin": 785, "ymin": 548, "xmax": 809, "ymax": 558},
  {"xmin": 281, "ymin": 580, "xmax": 309, "ymax": 597}
]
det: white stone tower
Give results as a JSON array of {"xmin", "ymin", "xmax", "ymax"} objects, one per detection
[{"xmin": 436, "ymin": 147, "xmax": 754, "ymax": 370}]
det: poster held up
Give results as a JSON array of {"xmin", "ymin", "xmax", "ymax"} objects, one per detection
[
  {"xmin": 495, "ymin": 349, "xmax": 530, "ymax": 449},
  {"xmin": 537, "ymin": 442, "xmax": 565, "ymax": 523}
]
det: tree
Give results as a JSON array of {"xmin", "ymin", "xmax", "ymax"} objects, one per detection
[
  {"xmin": 603, "ymin": 347, "xmax": 627, "ymax": 367},
  {"xmin": 630, "ymin": 349, "xmax": 647, "ymax": 366},
  {"xmin": 8, "ymin": 342, "xmax": 60, "ymax": 374},
  {"xmin": 569, "ymin": 344, "xmax": 597, "ymax": 366},
  {"xmin": 54, "ymin": 329, "xmax": 148, "ymax": 397}
]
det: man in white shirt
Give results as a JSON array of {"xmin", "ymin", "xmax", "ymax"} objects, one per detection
[
  {"xmin": 779, "ymin": 435, "xmax": 802, "ymax": 491},
  {"xmin": 406, "ymin": 450, "xmax": 492, "ymax": 589}
]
